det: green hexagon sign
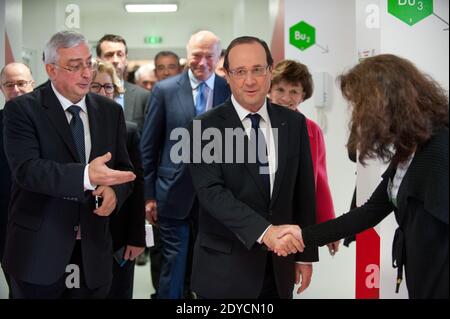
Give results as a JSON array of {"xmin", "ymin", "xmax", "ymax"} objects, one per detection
[
  {"xmin": 388, "ymin": 0, "xmax": 433, "ymax": 26},
  {"xmin": 289, "ymin": 21, "xmax": 315, "ymax": 51}
]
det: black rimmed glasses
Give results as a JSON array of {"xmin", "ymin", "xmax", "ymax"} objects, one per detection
[{"xmin": 90, "ymin": 82, "xmax": 115, "ymax": 94}]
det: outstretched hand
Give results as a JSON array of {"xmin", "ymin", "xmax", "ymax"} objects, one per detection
[{"xmin": 89, "ymin": 152, "xmax": 136, "ymax": 186}]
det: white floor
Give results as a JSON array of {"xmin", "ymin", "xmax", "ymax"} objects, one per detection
[{"xmin": 0, "ymin": 258, "xmax": 155, "ymax": 299}]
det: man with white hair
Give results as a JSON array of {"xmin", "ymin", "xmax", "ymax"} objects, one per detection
[
  {"xmin": 135, "ymin": 63, "xmax": 157, "ymax": 91},
  {"xmin": 140, "ymin": 30, "xmax": 231, "ymax": 299}
]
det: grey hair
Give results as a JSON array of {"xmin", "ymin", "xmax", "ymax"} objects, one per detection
[
  {"xmin": 135, "ymin": 63, "xmax": 155, "ymax": 81},
  {"xmin": 43, "ymin": 31, "xmax": 89, "ymax": 64}
]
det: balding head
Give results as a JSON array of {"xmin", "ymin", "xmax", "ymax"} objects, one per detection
[
  {"xmin": 1, "ymin": 62, "xmax": 34, "ymax": 101},
  {"xmin": 186, "ymin": 30, "xmax": 221, "ymax": 81}
]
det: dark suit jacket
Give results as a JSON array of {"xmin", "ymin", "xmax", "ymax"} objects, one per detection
[
  {"xmin": 123, "ymin": 81, "xmax": 150, "ymax": 132},
  {"xmin": 110, "ymin": 121, "xmax": 146, "ymax": 252},
  {"xmin": 0, "ymin": 110, "xmax": 11, "ymax": 261},
  {"xmin": 187, "ymin": 100, "xmax": 318, "ymax": 298},
  {"xmin": 303, "ymin": 127, "xmax": 449, "ymax": 299},
  {"xmin": 1, "ymin": 81, "xmax": 134, "ymax": 289},
  {"xmin": 141, "ymin": 72, "xmax": 230, "ymax": 220}
]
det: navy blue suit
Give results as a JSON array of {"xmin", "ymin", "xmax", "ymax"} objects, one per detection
[{"xmin": 141, "ymin": 71, "xmax": 230, "ymax": 298}]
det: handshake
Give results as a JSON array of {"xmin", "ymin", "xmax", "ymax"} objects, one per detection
[{"xmin": 262, "ymin": 225, "xmax": 305, "ymax": 257}]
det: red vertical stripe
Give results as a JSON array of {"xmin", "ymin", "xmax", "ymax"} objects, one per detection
[
  {"xmin": 355, "ymin": 228, "xmax": 380, "ymax": 298},
  {"xmin": 270, "ymin": 0, "xmax": 285, "ymax": 65},
  {"xmin": 5, "ymin": 32, "xmax": 15, "ymax": 63}
]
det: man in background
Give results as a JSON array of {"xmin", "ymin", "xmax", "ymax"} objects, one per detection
[
  {"xmin": 96, "ymin": 34, "xmax": 150, "ymax": 131},
  {"xmin": 141, "ymin": 30, "xmax": 230, "ymax": 299},
  {"xmin": 0, "ymin": 62, "xmax": 35, "ymax": 298},
  {"xmin": 135, "ymin": 64, "xmax": 157, "ymax": 91},
  {"xmin": 154, "ymin": 51, "xmax": 182, "ymax": 81}
]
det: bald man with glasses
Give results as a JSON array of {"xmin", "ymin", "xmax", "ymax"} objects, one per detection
[{"xmin": 0, "ymin": 62, "xmax": 35, "ymax": 298}]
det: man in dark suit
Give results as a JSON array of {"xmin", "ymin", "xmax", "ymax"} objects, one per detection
[
  {"xmin": 186, "ymin": 36, "xmax": 318, "ymax": 299},
  {"xmin": 141, "ymin": 30, "xmax": 231, "ymax": 299},
  {"xmin": 96, "ymin": 34, "xmax": 150, "ymax": 131},
  {"xmin": 2, "ymin": 31, "xmax": 136, "ymax": 299},
  {"xmin": 0, "ymin": 62, "xmax": 35, "ymax": 298},
  {"xmin": 107, "ymin": 121, "xmax": 146, "ymax": 299}
]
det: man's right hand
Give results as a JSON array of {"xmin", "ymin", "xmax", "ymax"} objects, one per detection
[
  {"xmin": 145, "ymin": 200, "xmax": 158, "ymax": 225},
  {"xmin": 89, "ymin": 152, "xmax": 136, "ymax": 186},
  {"xmin": 262, "ymin": 225, "xmax": 305, "ymax": 257}
]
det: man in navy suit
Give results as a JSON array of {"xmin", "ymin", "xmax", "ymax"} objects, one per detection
[
  {"xmin": 140, "ymin": 30, "xmax": 231, "ymax": 299},
  {"xmin": 0, "ymin": 62, "xmax": 35, "ymax": 298},
  {"xmin": 2, "ymin": 31, "xmax": 136, "ymax": 299}
]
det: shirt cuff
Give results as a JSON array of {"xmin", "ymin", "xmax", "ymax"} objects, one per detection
[
  {"xmin": 296, "ymin": 261, "xmax": 313, "ymax": 265},
  {"xmin": 84, "ymin": 164, "xmax": 97, "ymax": 191},
  {"xmin": 257, "ymin": 225, "xmax": 272, "ymax": 244}
]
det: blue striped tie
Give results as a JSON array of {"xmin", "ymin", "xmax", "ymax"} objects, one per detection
[
  {"xmin": 67, "ymin": 105, "xmax": 86, "ymax": 164},
  {"xmin": 195, "ymin": 82, "xmax": 206, "ymax": 115}
]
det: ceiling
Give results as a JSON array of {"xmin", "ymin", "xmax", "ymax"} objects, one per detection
[{"xmin": 72, "ymin": 0, "xmax": 238, "ymax": 17}]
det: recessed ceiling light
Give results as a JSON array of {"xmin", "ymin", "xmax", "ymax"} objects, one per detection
[{"xmin": 125, "ymin": 4, "xmax": 178, "ymax": 13}]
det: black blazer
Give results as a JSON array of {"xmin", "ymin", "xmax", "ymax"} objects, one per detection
[
  {"xmin": 303, "ymin": 127, "xmax": 449, "ymax": 299},
  {"xmin": 187, "ymin": 100, "xmax": 318, "ymax": 298},
  {"xmin": 0, "ymin": 110, "xmax": 11, "ymax": 261},
  {"xmin": 141, "ymin": 72, "xmax": 231, "ymax": 220},
  {"xmin": 109, "ymin": 121, "xmax": 146, "ymax": 252},
  {"xmin": 1, "ymin": 81, "xmax": 134, "ymax": 289}
]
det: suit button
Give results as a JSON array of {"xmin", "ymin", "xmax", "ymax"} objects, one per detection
[
  {"xmin": 268, "ymin": 210, "xmax": 273, "ymax": 216},
  {"xmin": 74, "ymin": 226, "xmax": 79, "ymax": 232}
]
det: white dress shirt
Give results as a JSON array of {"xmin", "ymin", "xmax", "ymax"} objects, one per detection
[
  {"xmin": 51, "ymin": 83, "xmax": 95, "ymax": 191},
  {"xmin": 189, "ymin": 69, "xmax": 215, "ymax": 112}
]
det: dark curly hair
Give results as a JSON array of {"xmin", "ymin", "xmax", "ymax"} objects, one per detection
[{"xmin": 339, "ymin": 54, "xmax": 448, "ymax": 165}]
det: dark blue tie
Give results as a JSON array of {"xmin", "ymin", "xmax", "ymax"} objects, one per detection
[
  {"xmin": 195, "ymin": 82, "xmax": 207, "ymax": 115},
  {"xmin": 247, "ymin": 113, "xmax": 270, "ymax": 197},
  {"xmin": 67, "ymin": 105, "xmax": 86, "ymax": 164}
]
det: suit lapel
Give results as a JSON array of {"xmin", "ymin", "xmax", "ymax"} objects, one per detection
[
  {"xmin": 176, "ymin": 72, "xmax": 196, "ymax": 121},
  {"xmin": 212, "ymin": 75, "xmax": 227, "ymax": 107},
  {"xmin": 267, "ymin": 102, "xmax": 288, "ymax": 208},
  {"xmin": 85, "ymin": 94, "xmax": 101, "ymax": 162},
  {"xmin": 42, "ymin": 82, "xmax": 80, "ymax": 162},
  {"xmin": 123, "ymin": 81, "xmax": 134, "ymax": 120}
]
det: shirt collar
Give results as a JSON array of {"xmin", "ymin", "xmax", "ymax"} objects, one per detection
[
  {"xmin": 51, "ymin": 82, "xmax": 87, "ymax": 113},
  {"xmin": 231, "ymin": 95, "xmax": 270, "ymax": 124},
  {"xmin": 188, "ymin": 69, "xmax": 215, "ymax": 90}
]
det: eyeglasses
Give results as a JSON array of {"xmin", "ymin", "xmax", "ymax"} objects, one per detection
[
  {"xmin": 1, "ymin": 80, "xmax": 33, "ymax": 90},
  {"xmin": 53, "ymin": 59, "xmax": 97, "ymax": 73},
  {"xmin": 90, "ymin": 82, "xmax": 115, "ymax": 94},
  {"xmin": 228, "ymin": 65, "xmax": 270, "ymax": 79}
]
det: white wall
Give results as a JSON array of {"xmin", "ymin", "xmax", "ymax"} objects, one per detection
[
  {"xmin": 21, "ymin": 0, "xmax": 277, "ymax": 85},
  {"xmin": 286, "ymin": 0, "xmax": 449, "ymax": 299},
  {"xmin": 285, "ymin": 0, "xmax": 357, "ymax": 299}
]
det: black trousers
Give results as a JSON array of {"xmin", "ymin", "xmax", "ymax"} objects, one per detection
[
  {"xmin": 107, "ymin": 258, "xmax": 136, "ymax": 299},
  {"xmin": 258, "ymin": 255, "xmax": 280, "ymax": 299},
  {"xmin": 9, "ymin": 241, "xmax": 111, "ymax": 299}
]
